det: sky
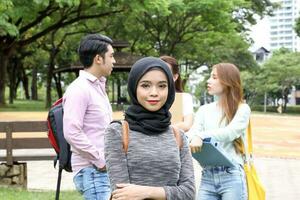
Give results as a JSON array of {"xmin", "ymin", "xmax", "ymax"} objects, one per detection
[{"xmin": 249, "ymin": 17, "xmax": 270, "ymax": 51}]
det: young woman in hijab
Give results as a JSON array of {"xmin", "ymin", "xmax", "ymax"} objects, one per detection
[
  {"xmin": 104, "ymin": 57, "xmax": 195, "ymax": 200},
  {"xmin": 188, "ymin": 63, "xmax": 250, "ymax": 200}
]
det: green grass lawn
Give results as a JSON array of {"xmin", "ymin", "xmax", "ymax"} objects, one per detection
[
  {"xmin": 0, "ymin": 100, "xmax": 47, "ymax": 112},
  {"xmin": 0, "ymin": 99, "xmax": 125, "ymax": 112},
  {"xmin": 1, "ymin": 99, "xmax": 299, "ymax": 115},
  {"xmin": 0, "ymin": 187, "xmax": 82, "ymax": 200}
]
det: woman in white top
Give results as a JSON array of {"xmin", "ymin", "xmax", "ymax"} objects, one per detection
[
  {"xmin": 188, "ymin": 63, "xmax": 250, "ymax": 200},
  {"xmin": 160, "ymin": 56, "xmax": 194, "ymax": 132}
]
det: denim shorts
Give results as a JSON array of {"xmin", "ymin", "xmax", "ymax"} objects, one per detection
[
  {"xmin": 73, "ymin": 166, "xmax": 111, "ymax": 200},
  {"xmin": 197, "ymin": 164, "xmax": 247, "ymax": 200}
]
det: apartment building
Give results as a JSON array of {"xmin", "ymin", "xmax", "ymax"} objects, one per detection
[{"xmin": 269, "ymin": 0, "xmax": 300, "ymax": 51}]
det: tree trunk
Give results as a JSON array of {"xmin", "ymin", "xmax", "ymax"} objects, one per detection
[
  {"xmin": 117, "ymin": 78, "xmax": 121, "ymax": 104},
  {"xmin": 53, "ymin": 73, "xmax": 63, "ymax": 98},
  {"xmin": 283, "ymin": 94, "xmax": 288, "ymax": 113},
  {"xmin": 9, "ymin": 81, "xmax": 14, "ymax": 104},
  {"xmin": 8, "ymin": 59, "xmax": 17, "ymax": 104},
  {"xmin": 282, "ymin": 87, "xmax": 289, "ymax": 113},
  {"xmin": 112, "ymin": 79, "xmax": 115, "ymax": 103},
  {"xmin": 0, "ymin": 52, "xmax": 9, "ymax": 105},
  {"xmin": 45, "ymin": 59, "xmax": 54, "ymax": 108},
  {"xmin": 31, "ymin": 65, "xmax": 38, "ymax": 100},
  {"xmin": 45, "ymin": 48, "xmax": 57, "ymax": 108},
  {"xmin": 14, "ymin": 78, "xmax": 20, "ymax": 99},
  {"xmin": 21, "ymin": 65, "xmax": 30, "ymax": 100}
]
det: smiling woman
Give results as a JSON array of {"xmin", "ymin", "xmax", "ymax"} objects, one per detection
[
  {"xmin": 136, "ymin": 69, "xmax": 168, "ymax": 112},
  {"xmin": 104, "ymin": 57, "xmax": 195, "ymax": 200}
]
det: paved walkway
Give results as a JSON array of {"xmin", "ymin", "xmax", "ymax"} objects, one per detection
[
  {"xmin": 1, "ymin": 112, "xmax": 300, "ymax": 199},
  {"xmin": 26, "ymin": 156, "xmax": 300, "ymax": 200}
]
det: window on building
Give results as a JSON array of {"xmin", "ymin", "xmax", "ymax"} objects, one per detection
[
  {"xmin": 255, "ymin": 53, "xmax": 265, "ymax": 62},
  {"xmin": 271, "ymin": 43, "xmax": 278, "ymax": 47}
]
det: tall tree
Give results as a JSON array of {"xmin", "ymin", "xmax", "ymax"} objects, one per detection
[
  {"xmin": 258, "ymin": 49, "xmax": 300, "ymax": 112},
  {"xmin": 108, "ymin": 0, "xmax": 273, "ymax": 75},
  {"xmin": 0, "ymin": 0, "xmax": 142, "ymax": 105}
]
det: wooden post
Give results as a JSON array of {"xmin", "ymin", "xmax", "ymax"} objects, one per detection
[{"xmin": 5, "ymin": 124, "xmax": 13, "ymax": 165}]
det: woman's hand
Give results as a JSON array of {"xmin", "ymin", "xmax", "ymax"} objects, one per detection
[
  {"xmin": 111, "ymin": 184, "xmax": 148, "ymax": 200},
  {"xmin": 189, "ymin": 136, "xmax": 203, "ymax": 153},
  {"xmin": 111, "ymin": 183, "xmax": 166, "ymax": 200}
]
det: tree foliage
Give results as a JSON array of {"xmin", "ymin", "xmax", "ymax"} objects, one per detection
[
  {"xmin": 0, "ymin": 0, "xmax": 275, "ymax": 106},
  {"xmin": 245, "ymin": 48, "xmax": 300, "ymax": 111},
  {"xmin": 0, "ymin": 0, "xmax": 167, "ymax": 105},
  {"xmin": 108, "ymin": 0, "xmax": 273, "ymax": 75},
  {"xmin": 295, "ymin": 16, "xmax": 300, "ymax": 37}
]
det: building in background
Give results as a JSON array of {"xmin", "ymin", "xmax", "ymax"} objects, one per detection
[
  {"xmin": 250, "ymin": 0, "xmax": 300, "ymax": 106},
  {"xmin": 250, "ymin": 0, "xmax": 300, "ymax": 52},
  {"xmin": 269, "ymin": 0, "xmax": 300, "ymax": 51},
  {"xmin": 252, "ymin": 47, "xmax": 271, "ymax": 64}
]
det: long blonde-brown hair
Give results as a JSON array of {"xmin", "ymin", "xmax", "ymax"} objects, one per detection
[{"xmin": 213, "ymin": 63, "xmax": 243, "ymax": 124}]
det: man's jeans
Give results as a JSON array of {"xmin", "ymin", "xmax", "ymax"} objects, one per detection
[
  {"xmin": 74, "ymin": 166, "xmax": 110, "ymax": 200},
  {"xmin": 197, "ymin": 165, "xmax": 247, "ymax": 200}
]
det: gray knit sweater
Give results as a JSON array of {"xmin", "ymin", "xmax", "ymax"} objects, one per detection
[{"xmin": 104, "ymin": 122, "xmax": 195, "ymax": 200}]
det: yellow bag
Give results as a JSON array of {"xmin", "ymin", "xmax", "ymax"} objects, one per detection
[
  {"xmin": 244, "ymin": 162, "xmax": 265, "ymax": 200},
  {"xmin": 235, "ymin": 121, "xmax": 266, "ymax": 200}
]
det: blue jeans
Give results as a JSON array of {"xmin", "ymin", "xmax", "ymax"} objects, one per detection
[
  {"xmin": 73, "ymin": 166, "xmax": 111, "ymax": 200},
  {"xmin": 198, "ymin": 165, "xmax": 247, "ymax": 200}
]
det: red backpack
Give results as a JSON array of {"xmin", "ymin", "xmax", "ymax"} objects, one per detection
[{"xmin": 47, "ymin": 98, "xmax": 72, "ymax": 200}]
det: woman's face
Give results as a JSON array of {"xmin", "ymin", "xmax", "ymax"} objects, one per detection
[
  {"xmin": 207, "ymin": 68, "xmax": 224, "ymax": 96},
  {"xmin": 136, "ymin": 69, "xmax": 168, "ymax": 112}
]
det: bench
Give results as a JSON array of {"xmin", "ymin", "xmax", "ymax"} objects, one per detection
[{"xmin": 0, "ymin": 121, "xmax": 54, "ymax": 187}]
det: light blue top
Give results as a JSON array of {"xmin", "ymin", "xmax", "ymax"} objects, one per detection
[{"xmin": 186, "ymin": 101, "xmax": 251, "ymax": 165}]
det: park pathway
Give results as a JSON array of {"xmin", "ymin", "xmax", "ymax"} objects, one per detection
[
  {"xmin": 25, "ymin": 156, "xmax": 300, "ymax": 200},
  {"xmin": 1, "ymin": 112, "xmax": 300, "ymax": 199}
]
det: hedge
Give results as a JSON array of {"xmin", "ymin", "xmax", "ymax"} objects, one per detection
[{"xmin": 251, "ymin": 105, "xmax": 300, "ymax": 114}]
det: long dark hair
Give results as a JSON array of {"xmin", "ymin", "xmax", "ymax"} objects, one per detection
[{"xmin": 160, "ymin": 55, "xmax": 184, "ymax": 92}]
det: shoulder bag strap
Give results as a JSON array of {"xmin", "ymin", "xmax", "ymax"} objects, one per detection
[{"xmin": 247, "ymin": 120, "xmax": 253, "ymax": 156}]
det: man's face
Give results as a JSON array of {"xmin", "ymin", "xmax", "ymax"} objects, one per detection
[{"xmin": 99, "ymin": 45, "xmax": 116, "ymax": 77}]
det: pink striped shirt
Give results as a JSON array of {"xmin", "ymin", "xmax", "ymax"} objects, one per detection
[{"xmin": 63, "ymin": 70, "xmax": 112, "ymax": 175}]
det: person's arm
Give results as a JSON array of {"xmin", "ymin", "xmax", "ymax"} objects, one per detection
[
  {"xmin": 174, "ymin": 93, "xmax": 194, "ymax": 132},
  {"xmin": 195, "ymin": 104, "xmax": 251, "ymax": 142},
  {"xmin": 104, "ymin": 123, "xmax": 130, "ymax": 191},
  {"xmin": 174, "ymin": 113, "xmax": 194, "ymax": 132},
  {"xmin": 185, "ymin": 105, "xmax": 205, "ymax": 141},
  {"xmin": 63, "ymin": 86, "xmax": 105, "ymax": 168}
]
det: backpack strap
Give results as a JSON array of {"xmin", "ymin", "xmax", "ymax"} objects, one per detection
[
  {"xmin": 172, "ymin": 126, "xmax": 183, "ymax": 150},
  {"xmin": 113, "ymin": 121, "xmax": 182, "ymax": 154},
  {"xmin": 110, "ymin": 120, "xmax": 130, "ymax": 154},
  {"xmin": 121, "ymin": 120, "xmax": 129, "ymax": 153}
]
